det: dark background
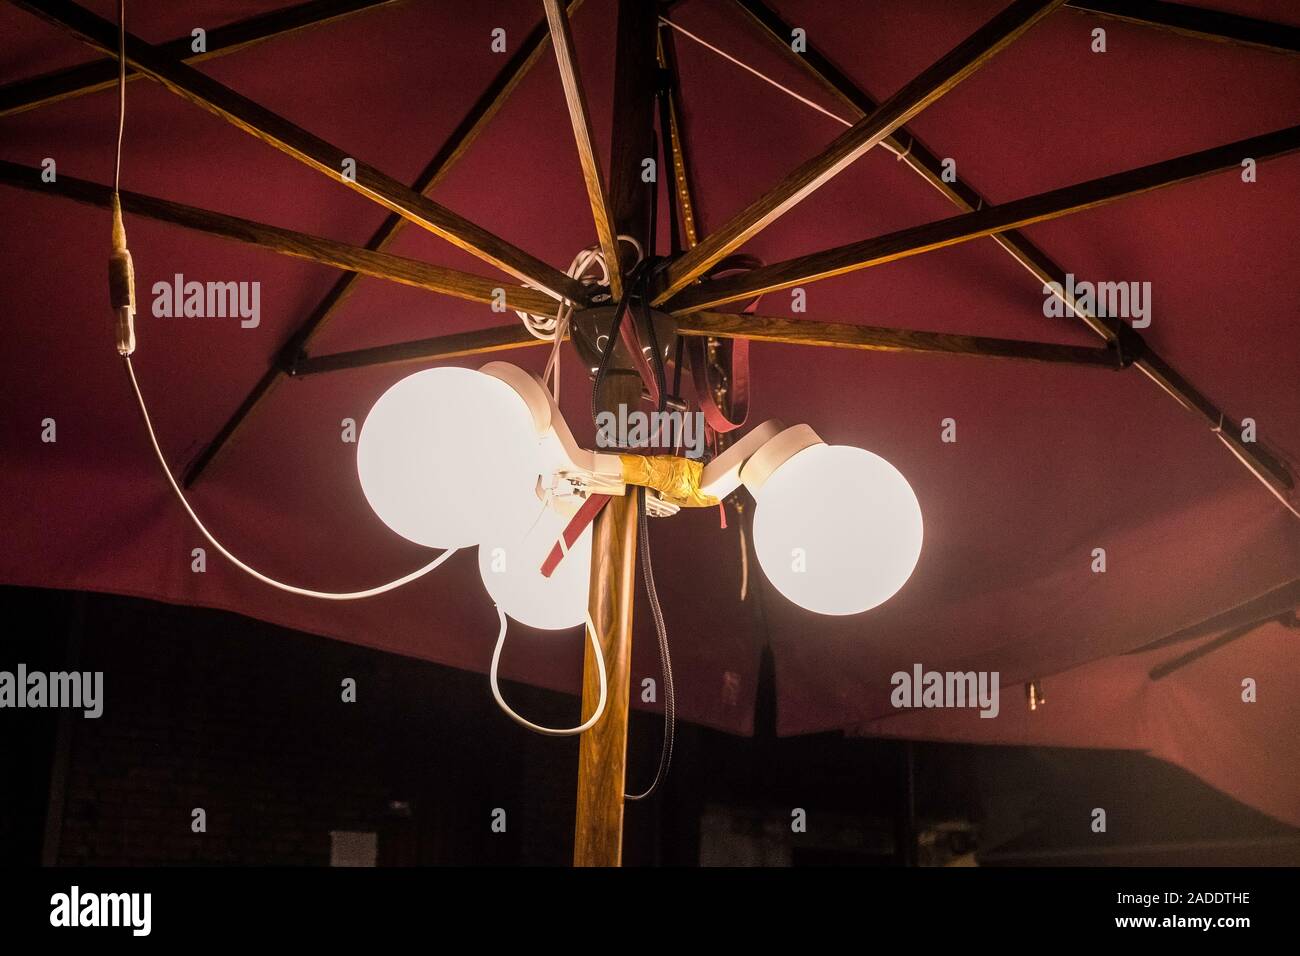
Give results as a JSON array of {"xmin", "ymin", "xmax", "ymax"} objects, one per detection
[{"xmin": 3, "ymin": 584, "xmax": 1298, "ymax": 867}]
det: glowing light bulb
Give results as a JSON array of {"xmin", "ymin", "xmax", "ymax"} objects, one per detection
[
  {"xmin": 479, "ymin": 503, "xmax": 592, "ymax": 631},
  {"xmin": 358, "ymin": 367, "xmax": 542, "ymax": 549},
  {"xmin": 751, "ymin": 444, "xmax": 922, "ymax": 615}
]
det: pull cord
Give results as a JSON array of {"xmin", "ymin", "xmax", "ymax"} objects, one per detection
[
  {"xmin": 124, "ymin": 357, "xmax": 456, "ymax": 598},
  {"xmin": 111, "ymin": 2, "xmax": 454, "ymax": 599},
  {"xmin": 489, "ymin": 606, "xmax": 608, "ymax": 737},
  {"xmin": 625, "ymin": 486, "xmax": 675, "ymax": 800}
]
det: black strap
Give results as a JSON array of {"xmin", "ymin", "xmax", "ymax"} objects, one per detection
[{"xmin": 625, "ymin": 486, "xmax": 675, "ymax": 801}]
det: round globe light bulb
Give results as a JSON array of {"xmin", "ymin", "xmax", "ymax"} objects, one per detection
[
  {"xmin": 358, "ymin": 367, "xmax": 543, "ymax": 549},
  {"xmin": 751, "ymin": 444, "xmax": 922, "ymax": 615},
  {"xmin": 480, "ymin": 504, "xmax": 592, "ymax": 631}
]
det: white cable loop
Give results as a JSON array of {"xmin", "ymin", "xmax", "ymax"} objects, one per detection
[
  {"xmin": 124, "ymin": 356, "xmax": 455, "ymax": 598},
  {"xmin": 490, "ymin": 606, "xmax": 607, "ymax": 736},
  {"xmin": 519, "ymin": 236, "xmax": 644, "ymax": 396}
]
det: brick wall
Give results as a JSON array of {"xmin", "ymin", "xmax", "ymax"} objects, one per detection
[{"xmin": 45, "ymin": 592, "xmax": 585, "ymax": 865}]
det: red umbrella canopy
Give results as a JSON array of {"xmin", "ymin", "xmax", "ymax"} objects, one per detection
[{"xmin": 1, "ymin": 1, "xmax": 1297, "ymax": 814}]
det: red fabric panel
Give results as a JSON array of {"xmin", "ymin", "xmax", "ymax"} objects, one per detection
[{"xmin": 1, "ymin": 1, "xmax": 1298, "ymax": 793}]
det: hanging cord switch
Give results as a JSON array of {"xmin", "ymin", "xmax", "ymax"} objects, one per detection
[
  {"xmin": 107, "ymin": 0, "xmax": 135, "ymax": 356},
  {"xmin": 108, "ymin": 193, "xmax": 136, "ymax": 355}
]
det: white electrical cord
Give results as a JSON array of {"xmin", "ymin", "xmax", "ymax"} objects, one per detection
[
  {"xmin": 518, "ymin": 236, "xmax": 644, "ymax": 397},
  {"xmin": 489, "ymin": 606, "xmax": 607, "ymax": 736},
  {"xmin": 658, "ymin": 16, "xmax": 861, "ymax": 132},
  {"xmin": 124, "ymin": 356, "xmax": 456, "ymax": 598},
  {"xmin": 111, "ymin": 3, "xmax": 455, "ymax": 598},
  {"xmin": 108, "ymin": 1, "xmax": 602, "ymax": 735},
  {"xmin": 114, "ymin": 0, "xmax": 126, "ymax": 193},
  {"xmin": 516, "ymin": 246, "xmax": 606, "ymax": 341}
]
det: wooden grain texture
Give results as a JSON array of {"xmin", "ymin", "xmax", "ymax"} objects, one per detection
[
  {"xmin": 573, "ymin": 0, "xmax": 659, "ymax": 869},
  {"xmin": 293, "ymin": 325, "xmax": 547, "ymax": 375},
  {"xmin": 0, "ymin": 0, "xmax": 404, "ymax": 117},
  {"xmin": 732, "ymin": 0, "xmax": 1296, "ymax": 492},
  {"xmin": 665, "ymin": 124, "xmax": 1300, "ymax": 312},
  {"xmin": 658, "ymin": 25, "xmax": 700, "ymax": 249},
  {"xmin": 733, "ymin": 0, "xmax": 1117, "ymax": 342},
  {"xmin": 678, "ymin": 311, "xmax": 1120, "ymax": 367},
  {"xmin": 545, "ymin": 0, "xmax": 623, "ymax": 300},
  {"xmin": 574, "ymin": 373, "xmax": 641, "ymax": 868},
  {"xmin": 182, "ymin": 0, "xmax": 580, "ymax": 485},
  {"xmin": 651, "ymin": 0, "xmax": 1066, "ymax": 304},
  {"xmin": 260, "ymin": 309, "xmax": 1118, "ymax": 374},
  {"xmin": 1066, "ymin": 0, "xmax": 1300, "ymax": 56},
  {"xmin": 13, "ymin": 0, "xmax": 585, "ymax": 304},
  {"xmin": 0, "ymin": 161, "xmax": 559, "ymax": 316},
  {"xmin": 606, "ymin": 0, "xmax": 659, "ymax": 268}
]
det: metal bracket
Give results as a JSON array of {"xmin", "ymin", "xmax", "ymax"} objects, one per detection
[
  {"xmin": 570, "ymin": 302, "xmax": 677, "ymax": 375},
  {"xmin": 277, "ymin": 345, "xmax": 307, "ymax": 377},
  {"xmin": 1111, "ymin": 321, "xmax": 1146, "ymax": 370}
]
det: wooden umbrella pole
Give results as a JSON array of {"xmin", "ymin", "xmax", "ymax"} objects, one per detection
[
  {"xmin": 572, "ymin": 0, "xmax": 657, "ymax": 868},
  {"xmin": 574, "ymin": 371, "xmax": 641, "ymax": 866}
]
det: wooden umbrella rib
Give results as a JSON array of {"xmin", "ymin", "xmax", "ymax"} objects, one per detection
[
  {"xmin": 729, "ymin": 0, "xmax": 1295, "ymax": 492},
  {"xmin": 0, "ymin": 0, "xmax": 405, "ymax": 117},
  {"xmin": 544, "ymin": 0, "xmax": 623, "ymax": 299},
  {"xmin": 293, "ymin": 325, "xmax": 548, "ymax": 375},
  {"xmin": 677, "ymin": 311, "xmax": 1120, "ymax": 367},
  {"xmin": 666, "ymin": 125, "xmax": 1300, "ymax": 312},
  {"xmin": 651, "ymin": 0, "xmax": 1066, "ymax": 305},
  {"xmin": 7, "ymin": 0, "xmax": 1288, "ymax": 498},
  {"xmin": 182, "ymin": 0, "xmax": 583, "ymax": 486},
  {"xmin": 0, "ymin": 161, "xmax": 559, "ymax": 315},
  {"xmin": 605, "ymin": 0, "xmax": 661, "ymax": 263},
  {"xmin": 1065, "ymin": 0, "xmax": 1300, "ymax": 57},
  {"xmin": 733, "ymin": 0, "xmax": 1113, "ymax": 343},
  {"xmin": 734, "ymin": 0, "xmax": 1296, "ymax": 336},
  {"xmin": 280, "ymin": 310, "xmax": 1119, "ymax": 374},
  {"xmin": 12, "ymin": 0, "xmax": 586, "ymax": 305}
]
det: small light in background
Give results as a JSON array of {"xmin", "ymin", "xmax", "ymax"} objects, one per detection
[{"xmin": 1026, "ymin": 680, "xmax": 1045, "ymax": 712}]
